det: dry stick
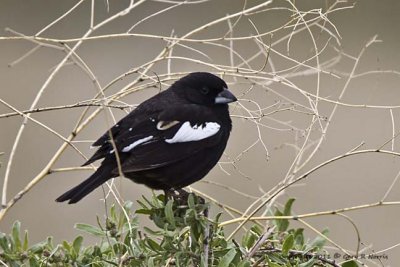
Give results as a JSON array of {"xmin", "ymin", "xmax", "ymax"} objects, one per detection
[
  {"xmin": 390, "ymin": 109, "xmax": 395, "ymax": 152},
  {"xmin": 66, "ymin": 26, "xmax": 169, "ymax": 248},
  {"xmin": 49, "ymin": 166, "xmax": 93, "ymax": 173},
  {"xmin": 68, "ymin": 54, "xmax": 142, "ymax": 254},
  {"xmin": 4, "ymin": 28, "xmax": 64, "ymax": 50},
  {"xmin": 0, "ymin": 1, "xmax": 275, "ymax": 42},
  {"xmin": 200, "ymin": 180, "xmax": 259, "ymax": 200},
  {"xmin": 374, "ymin": 242, "xmax": 400, "ymax": 255},
  {"xmin": 1, "ymin": 28, "xmax": 93, "ymax": 207},
  {"xmin": 226, "ymin": 148, "xmax": 400, "ymax": 240},
  {"xmin": 35, "ymin": 0, "xmax": 85, "ymax": 36},
  {"xmin": 0, "ymin": 132, "xmax": 75, "ymax": 219},
  {"xmin": 278, "ymin": 3, "xmax": 331, "ymax": 186},
  {"xmin": 241, "ymin": 35, "xmax": 379, "ymax": 214},
  {"xmin": 68, "ymin": 0, "xmax": 278, "ymax": 140},
  {"xmin": 288, "ymin": 0, "xmax": 322, "ymax": 111},
  {"xmin": 336, "ymin": 213, "xmax": 361, "ymax": 258},
  {"xmin": 0, "ymin": 4, "xmax": 350, "ymax": 45},
  {"xmin": 257, "ymin": 247, "xmax": 340, "ymax": 267},
  {"xmin": 61, "ymin": 42, "xmax": 126, "ymax": 207},
  {"xmin": 381, "ymin": 169, "xmax": 400, "ymax": 202},
  {"xmin": 1, "ymin": 24, "xmax": 107, "ymax": 207},
  {"xmin": 189, "ymin": 188, "xmax": 244, "ymax": 218},
  {"xmin": 0, "ymin": 103, "xmax": 130, "ymax": 119},
  {"xmin": 298, "ymin": 219, "xmax": 351, "ymax": 260},
  {"xmin": 1, "ymin": 11, "xmax": 346, "ymax": 87},
  {"xmin": 128, "ymin": 1, "xmax": 185, "ymax": 32},
  {"xmin": 238, "ymin": 3, "xmax": 344, "ymax": 72},
  {"xmin": 287, "ymin": 1, "xmax": 327, "ymax": 118},
  {"xmin": 294, "ymin": 35, "xmax": 380, "ymax": 175},
  {"xmin": 219, "ymin": 201, "xmax": 400, "ymax": 227},
  {"xmin": 8, "ymin": 45, "xmax": 41, "ymax": 67},
  {"xmin": 211, "ymin": 69, "xmax": 400, "ymax": 111},
  {"xmin": 246, "ymin": 226, "xmax": 276, "ymax": 259},
  {"xmin": 0, "ymin": 41, "xmax": 165, "ymax": 220},
  {"xmin": 351, "ymin": 69, "xmax": 400, "ymax": 79},
  {"xmin": 237, "ymin": 117, "xmax": 318, "ymax": 220},
  {"xmin": 0, "ymin": 98, "xmax": 87, "ymax": 159},
  {"xmin": 90, "ymin": 0, "xmax": 95, "ymax": 29},
  {"xmin": 0, "ymin": 97, "xmax": 134, "ymax": 221},
  {"xmin": 0, "ymin": 0, "xmax": 145, "ymax": 219},
  {"xmin": 0, "ymin": 2, "xmax": 339, "ymax": 45}
]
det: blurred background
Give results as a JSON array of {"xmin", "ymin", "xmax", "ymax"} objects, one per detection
[{"xmin": 1, "ymin": 0, "xmax": 400, "ymax": 265}]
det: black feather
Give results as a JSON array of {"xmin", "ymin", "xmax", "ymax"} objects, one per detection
[
  {"xmin": 56, "ymin": 158, "xmax": 117, "ymax": 204},
  {"xmin": 56, "ymin": 72, "xmax": 237, "ymax": 203}
]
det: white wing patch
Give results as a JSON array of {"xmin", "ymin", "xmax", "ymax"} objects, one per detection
[
  {"xmin": 122, "ymin": 136, "xmax": 153, "ymax": 152},
  {"xmin": 165, "ymin": 122, "xmax": 220, "ymax": 144}
]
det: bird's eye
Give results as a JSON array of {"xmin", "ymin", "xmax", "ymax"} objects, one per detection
[{"xmin": 200, "ymin": 87, "xmax": 209, "ymax": 95}]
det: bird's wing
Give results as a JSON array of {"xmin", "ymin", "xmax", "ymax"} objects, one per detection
[
  {"xmin": 83, "ymin": 104, "xmax": 226, "ymax": 172},
  {"xmin": 117, "ymin": 122, "xmax": 224, "ymax": 173}
]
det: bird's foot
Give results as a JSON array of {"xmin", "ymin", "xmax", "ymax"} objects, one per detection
[
  {"xmin": 163, "ymin": 188, "xmax": 205, "ymax": 206},
  {"xmin": 164, "ymin": 188, "xmax": 189, "ymax": 205}
]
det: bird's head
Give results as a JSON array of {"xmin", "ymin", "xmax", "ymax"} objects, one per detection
[{"xmin": 174, "ymin": 72, "xmax": 237, "ymax": 106}]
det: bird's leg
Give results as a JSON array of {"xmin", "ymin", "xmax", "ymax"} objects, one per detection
[
  {"xmin": 174, "ymin": 188, "xmax": 190, "ymax": 204},
  {"xmin": 163, "ymin": 188, "xmax": 208, "ymax": 206},
  {"xmin": 163, "ymin": 189, "xmax": 173, "ymax": 203},
  {"xmin": 163, "ymin": 188, "xmax": 190, "ymax": 205}
]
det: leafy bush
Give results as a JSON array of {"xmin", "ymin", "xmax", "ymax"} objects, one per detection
[{"xmin": 0, "ymin": 195, "xmax": 356, "ymax": 266}]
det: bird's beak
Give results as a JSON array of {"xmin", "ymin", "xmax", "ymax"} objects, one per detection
[{"xmin": 215, "ymin": 88, "xmax": 237, "ymax": 104}]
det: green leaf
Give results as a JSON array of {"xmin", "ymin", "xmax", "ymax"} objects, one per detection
[
  {"xmin": 12, "ymin": 221, "xmax": 21, "ymax": 250},
  {"xmin": 214, "ymin": 212, "xmax": 223, "ymax": 224},
  {"xmin": 110, "ymin": 204, "xmax": 117, "ymax": 221},
  {"xmin": 217, "ymin": 248, "xmax": 237, "ymax": 267},
  {"xmin": 62, "ymin": 240, "xmax": 71, "ymax": 252},
  {"xmin": 29, "ymin": 240, "xmax": 47, "ymax": 253},
  {"xmin": 341, "ymin": 260, "xmax": 359, "ymax": 267},
  {"xmin": 46, "ymin": 236, "xmax": 54, "ymax": 248},
  {"xmin": 241, "ymin": 230, "xmax": 256, "ymax": 249},
  {"xmin": 147, "ymin": 256, "xmax": 155, "ymax": 267},
  {"xmin": 135, "ymin": 208, "xmax": 152, "ymax": 215},
  {"xmin": 143, "ymin": 226, "xmax": 161, "ymax": 235},
  {"xmin": 136, "ymin": 199, "xmax": 150, "ymax": 210},
  {"xmin": 23, "ymin": 230, "xmax": 29, "ymax": 251},
  {"xmin": 123, "ymin": 200, "xmax": 134, "ymax": 211},
  {"xmin": 310, "ymin": 229, "xmax": 329, "ymax": 249},
  {"xmin": 72, "ymin": 235, "xmax": 83, "ymax": 254},
  {"xmin": 293, "ymin": 228, "xmax": 304, "ymax": 247},
  {"xmin": 250, "ymin": 224, "xmax": 263, "ymax": 236},
  {"xmin": 188, "ymin": 193, "xmax": 196, "ymax": 209},
  {"xmin": 267, "ymin": 258, "xmax": 283, "ymax": 267},
  {"xmin": 29, "ymin": 257, "xmax": 40, "ymax": 267},
  {"xmin": 0, "ymin": 234, "xmax": 10, "ymax": 252},
  {"xmin": 299, "ymin": 257, "xmax": 316, "ymax": 267},
  {"xmin": 274, "ymin": 210, "xmax": 286, "ymax": 232},
  {"xmin": 274, "ymin": 199, "xmax": 295, "ymax": 232},
  {"xmin": 282, "ymin": 234, "xmax": 294, "ymax": 256},
  {"xmin": 75, "ymin": 223, "xmax": 105, "ymax": 237},
  {"xmin": 164, "ymin": 199, "xmax": 176, "ymax": 227},
  {"xmin": 237, "ymin": 260, "xmax": 251, "ymax": 267},
  {"xmin": 146, "ymin": 238, "xmax": 161, "ymax": 252},
  {"xmin": 283, "ymin": 198, "xmax": 295, "ymax": 215},
  {"xmin": 279, "ymin": 217, "xmax": 289, "ymax": 233}
]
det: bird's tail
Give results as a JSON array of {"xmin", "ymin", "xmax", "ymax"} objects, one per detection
[{"xmin": 56, "ymin": 165, "xmax": 114, "ymax": 204}]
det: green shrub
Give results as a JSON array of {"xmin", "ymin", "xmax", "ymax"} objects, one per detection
[{"xmin": 0, "ymin": 195, "xmax": 355, "ymax": 266}]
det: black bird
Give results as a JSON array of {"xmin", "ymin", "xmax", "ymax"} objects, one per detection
[{"xmin": 56, "ymin": 72, "xmax": 237, "ymax": 204}]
